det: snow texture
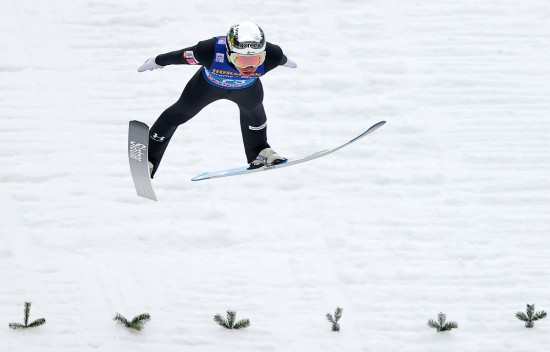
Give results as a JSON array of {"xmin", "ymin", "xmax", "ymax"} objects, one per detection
[{"xmin": 1, "ymin": 0, "xmax": 549, "ymax": 351}]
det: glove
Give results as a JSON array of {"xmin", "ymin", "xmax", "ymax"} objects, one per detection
[
  {"xmin": 138, "ymin": 57, "xmax": 163, "ymax": 72},
  {"xmin": 282, "ymin": 58, "xmax": 297, "ymax": 68}
]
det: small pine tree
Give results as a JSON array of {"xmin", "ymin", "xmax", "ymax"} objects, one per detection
[
  {"xmin": 113, "ymin": 313, "xmax": 151, "ymax": 331},
  {"xmin": 213, "ymin": 311, "xmax": 250, "ymax": 329},
  {"xmin": 326, "ymin": 307, "xmax": 343, "ymax": 332},
  {"xmin": 9, "ymin": 302, "xmax": 46, "ymax": 329},
  {"xmin": 427, "ymin": 312, "xmax": 458, "ymax": 332},
  {"xmin": 516, "ymin": 304, "xmax": 547, "ymax": 328}
]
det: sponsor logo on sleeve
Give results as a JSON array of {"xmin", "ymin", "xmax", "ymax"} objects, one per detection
[
  {"xmin": 215, "ymin": 53, "xmax": 225, "ymax": 63},
  {"xmin": 217, "ymin": 37, "xmax": 226, "ymax": 45},
  {"xmin": 183, "ymin": 51, "xmax": 199, "ymax": 64}
]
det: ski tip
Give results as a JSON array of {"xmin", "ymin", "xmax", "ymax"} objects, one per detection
[
  {"xmin": 371, "ymin": 120, "xmax": 386, "ymax": 129},
  {"xmin": 137, "ymin": 192, "xmax": 157, "ymax": 201},
  {"xmin": 364, "ymin": 120, "xmax": 386, "ymax": 134}
]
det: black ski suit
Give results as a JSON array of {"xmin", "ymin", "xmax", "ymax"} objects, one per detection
[{"xmin": 147, "ymin": 37, "xmax": 289, "ymax": 177}]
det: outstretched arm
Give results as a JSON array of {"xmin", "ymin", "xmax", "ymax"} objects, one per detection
[
  {"xmin": 137, "ymin": 38, "xmax": 216, "ymax": 72},
  {"xmin": 264, "ymin": 43, "xmax": 297, "ymax": 73}
]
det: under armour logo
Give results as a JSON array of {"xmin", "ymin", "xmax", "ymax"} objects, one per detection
[{"xmin": 151, "ymin": 133, "xmax": 166, "ymax": 142}]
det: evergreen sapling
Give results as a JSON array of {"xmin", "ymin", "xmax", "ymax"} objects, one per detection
[
  {"xmin": 213, "ymin": 311, "xmax": 250, "ymax": 329},
  {"xmin": 9, "ymin": 302, "xmax": 46, "ymax": 329},
  {"xmin": 427, "ymin": 312, "xmax": 458, "ymax": 332},
  {"xmin": 326, "ymin": 307, "xmax": 343, "ymax": 332},
  {"xmin": 516, "ymin": 304, "xmax": 547, "ymax": 328},
  {"xmin": 113, "ymin": 313, "xmax": 151, "ymax": 331}
]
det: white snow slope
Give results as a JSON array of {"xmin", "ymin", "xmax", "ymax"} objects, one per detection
[{"xmin": 1, "ymin": 0, "xmax": 549, "ymax": 351}]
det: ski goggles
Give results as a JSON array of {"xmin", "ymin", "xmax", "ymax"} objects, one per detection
[{"xmin": 229, "ymin": 52, "xmax": 266, "ymax": 68}]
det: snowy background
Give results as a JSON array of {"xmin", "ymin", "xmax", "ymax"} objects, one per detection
[{"xmin": 1, "ymin": 0, "xmax": 549, "ymax": 351}]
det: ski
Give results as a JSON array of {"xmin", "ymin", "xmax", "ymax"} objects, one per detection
[
  {"xmin": 191, "ymin": 120, "xmax": 386, "ymax": 181},
  {"xmin": 128, "ymin": 120, "xmax": 157, "ymax": 201}
]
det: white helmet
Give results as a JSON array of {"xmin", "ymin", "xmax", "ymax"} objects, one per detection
[{"xmin": 226, "ymin": 21, "xmax": 266, "ymax": 56}]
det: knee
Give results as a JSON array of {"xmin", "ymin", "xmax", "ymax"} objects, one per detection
[
  {"xmin": 159, "ymin": 106, "xmax": 194, "ymax": 126},
  {"xmin": 240, "ymin": 102, "xmax": 265, "ymax": 118}
]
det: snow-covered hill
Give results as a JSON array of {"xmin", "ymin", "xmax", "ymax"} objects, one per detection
[{"xmin": 1, "ymin": 1, "xmax": 549, "ymax": 351}]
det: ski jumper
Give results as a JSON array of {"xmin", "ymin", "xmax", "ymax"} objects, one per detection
[{"xmin": 147, "ymin": 36, "xmax": 288, "ymax": 177}]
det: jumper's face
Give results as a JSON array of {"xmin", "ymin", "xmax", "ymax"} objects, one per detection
[
  {"xmin": 236, "ymin": 66, "xmax": 258, "ymax": 77},
  {"xmin": 228, "ymin": 51, "xmax": 266, "ymax": 77}
]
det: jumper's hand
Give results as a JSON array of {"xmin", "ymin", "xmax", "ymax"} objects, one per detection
[
  {"xmin": 283, "ymin": 58, "xmax": 297, "ymax": 68},
  {"xmin": 138, "ymin": 57, "xmax": 163, "ymax": 72}
]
